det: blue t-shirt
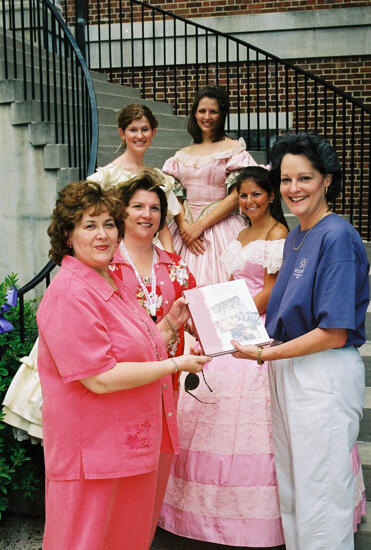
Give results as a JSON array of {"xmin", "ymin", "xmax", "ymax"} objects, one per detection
[{"xmin": 266, "ymin": 214, "xmax": 369, "ymax": 347}]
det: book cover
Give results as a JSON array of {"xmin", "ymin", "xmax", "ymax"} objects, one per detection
[{"xmin": 184, "ymin": 279, "xmax": 271, "ymax": 357}]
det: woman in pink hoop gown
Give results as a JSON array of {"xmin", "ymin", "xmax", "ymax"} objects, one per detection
[{"xmin": 159, "ymin": 163, "xmax": 289, "ymax": 547}]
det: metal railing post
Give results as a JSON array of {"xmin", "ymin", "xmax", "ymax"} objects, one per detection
[{"xmin": 75, "ymin": 0, "xmax": 87, "ymax": 59}]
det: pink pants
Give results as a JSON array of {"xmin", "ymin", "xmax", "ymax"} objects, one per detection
[{"xmin": 43, "ymin": 470, "xmax": 157, "ymax": 550}]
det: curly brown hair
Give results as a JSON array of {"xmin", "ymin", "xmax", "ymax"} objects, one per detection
[{"xmin": 48, "ymin": 181, "xmax": 125, "ymax": 265}]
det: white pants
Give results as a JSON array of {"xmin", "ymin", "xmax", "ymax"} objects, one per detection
[{"xmin": 269, "ymin": 347, "xmax": 365, "ymax": 550}]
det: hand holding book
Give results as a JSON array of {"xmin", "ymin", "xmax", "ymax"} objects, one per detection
[{"xmin": 184, "ymin": 280, "xmax": 271, "ymax": 357}]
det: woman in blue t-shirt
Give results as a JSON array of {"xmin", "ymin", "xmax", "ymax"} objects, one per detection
[{"xmin": 232, "ymin": 133, "xmax": 369, "ymax": 550}]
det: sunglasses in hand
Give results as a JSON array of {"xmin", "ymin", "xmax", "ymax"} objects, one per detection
[{"xmin": 184, "ymin": 370, "xmax": 216, "ymax": 404}]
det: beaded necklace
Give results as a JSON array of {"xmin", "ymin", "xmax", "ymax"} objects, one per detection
[{"xmin": 120, "ymin": 241, "xmax": 158, "ymax": 321}]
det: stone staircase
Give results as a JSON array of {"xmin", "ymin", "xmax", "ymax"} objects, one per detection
[{"xmin": 0, "ymin": 27, "xmax": 192, "ymax": 283}]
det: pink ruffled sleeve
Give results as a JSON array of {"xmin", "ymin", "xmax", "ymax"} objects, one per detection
[
  {"xmin": 226, "ymin": 148, "xmax": 259, "ymax": 172},
  {"xmin": 162, "ymin": 156, "xmax": 179, "ymax": 179},
  {"xmin": 162, "ymin": 155, "xmax": 186, "ymax": 199},
  {"xmin": 225, "ymin": 143, "xmax": 270, "ymax": 191}
]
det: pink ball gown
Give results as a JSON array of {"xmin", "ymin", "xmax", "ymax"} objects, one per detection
[
  {"xmin": 163, "ymin": 138, "xmax": 259, "ymax": 286},
  {"xmin": 159, "ymin": 238, "xmax": 286, "ymax": 547}
]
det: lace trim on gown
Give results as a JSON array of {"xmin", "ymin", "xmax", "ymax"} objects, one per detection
[
  {"xmin": 220, "ymin": 238, "xmax": 285, "ymax": 276},
  {"xmin": 173, "ymin": 137, "xmax": 247, "ymax": 168}
]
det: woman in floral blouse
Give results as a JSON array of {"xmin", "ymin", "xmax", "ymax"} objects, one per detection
[
  {"xmin": 111, "ymin": 169, "xmax": 196, "ymax": 360},
  {"xmin": 110, "ymin": 168, "xmax": 196, "ymax": 538}
]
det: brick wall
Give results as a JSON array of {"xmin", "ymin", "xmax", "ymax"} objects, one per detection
[
  {"xmin": 62, "ymin": 0, "xmax": 370, "ymax": 236},
  {"xmin": 108, "ymin": 56, "xmax": 370, "ymax": 116},
  {"xmin": 64, "ymin": 0, "xmax": 370, "ymax": 24},
  {"xmin": 134, "ymin": 1, "xmax": 370, "ymax": 18},
  {"xmin": 107, "ymin": 54, "xmax": 370, "ymax": 237}
]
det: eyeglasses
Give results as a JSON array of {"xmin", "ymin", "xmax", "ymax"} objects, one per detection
[{"xmin": 184, "ymin": 370, "xmax": 216, "ymax": 404}]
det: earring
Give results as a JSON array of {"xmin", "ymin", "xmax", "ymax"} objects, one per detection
[
  {"xmin": 67, "ymin": 239, "xmax": 72, "ymax": 249},
  {"xmin": 114, "ymin": 138, "xmax": 126, "ymax": 154}
]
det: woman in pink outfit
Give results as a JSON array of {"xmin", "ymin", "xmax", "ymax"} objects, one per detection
[
  {"xmin": 109, "ymin": 169, "xmax": 197, "ymax": 539},
  {"xmin": 36, "ymin": 181, "xmax": 209, "ymax": 550},
  {"xmin": 159, "ymin": 166, "xmax": 289, "ymax": 547},
  {"xmin": 163, "ymin": 86, "xmax": 263, "ymax": 286}
]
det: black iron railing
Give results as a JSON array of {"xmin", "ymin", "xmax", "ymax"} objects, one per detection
[
  {"xmin": 83, "ymin": 0, "xmax": 371, "ymax": 240},
  {"xmin": 2, "ymin": 0, "xmax": 98, "ymax": 177},
  {"xmin": 1, "ymin": 0, "xmax": 99, "ymax": 339}
]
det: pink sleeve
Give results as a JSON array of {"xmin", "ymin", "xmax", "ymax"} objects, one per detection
[
  {"xmin": 39, "ymin": 293, "xmax": 116, "ymax": 383},
  {"xmin": 225, "ymin": 149, "xmax": 265, "ymax": 173},
  {"xmin": 162, "ymin": 156, "xmax": 179, "ymax": 179}
]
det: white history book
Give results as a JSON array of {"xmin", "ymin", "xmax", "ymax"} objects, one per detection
[{"xmin": 184, "ymin": 279, "xmax": 271, "ymax": 357}]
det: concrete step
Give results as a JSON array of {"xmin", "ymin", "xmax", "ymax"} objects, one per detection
[
  {"xmin": 97, "ymin": 106, "xmax": 187, "ymax": 130},
  {"xmin": 10, "ymin": 98, "xmax": 89, "ymax": 126},
  {"xmin": 98, "ymin": 124, "xmax": 190, "ymax": 149},
  {"xmin": 359, "ymin": 387, "xmax": 371, "ymax": 445},
  {"xmin": 93, "ymin": 78, "xmax": 141, "ymax": 98},
  {"xmin": 358, "ymin": 441, "xmax": 371, "ymax": 508},
  {"xmin": 0, "ymin": 74, "xmax": 124, "ymax": 106},
  {"xmin": 96, "ymin": 90, "xmax": 173, "ymax": 114},
  {"xmin": 0, "ymin": 42, "xmax": 108, "ymax": 97},
  {"xmin": 361, "ymin": 341, "xmax": 371, "ymax": 386},
  {"xmin": 366, "ymin": 308, "xmax": 371, "ymax": 345},
  {"xmin": 96, "ymin": 145, "xmax": 183, "ymax": 169},
  {"xmin": 355, "ymin": 501, "xmax": 371, "ymax": 549}
]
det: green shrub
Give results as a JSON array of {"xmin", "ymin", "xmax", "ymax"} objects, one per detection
[{"xmin": 0, "ymin": 274, "xmax": 43, "ymax": 518}]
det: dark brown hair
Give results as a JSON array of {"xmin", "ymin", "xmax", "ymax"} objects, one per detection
[
  {"xmin": 269, "ymin": 133, "xmax": 342, "ymax": 202},
  {"xmin": 115, "ymin": 168, "xmax": 168, "ymax": 231},
  {"xmin": 48, "ymin": 181, "xmax": 125, "ymax": 265},
  {"xmin": 187, "ymin": 86, "xmax": 228, "ymax": 143},
  {"xmin": 236, "ymin": 166, "xmax": 289, "ymax": 230}
]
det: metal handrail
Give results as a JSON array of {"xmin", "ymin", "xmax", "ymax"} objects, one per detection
[
  {"xmin": 85, "ymin": 0, "xmax": 370, "ymax": 240},
  {"xmin": 1, "ymin": 0, "xmax": 99, "ymax": 339}
]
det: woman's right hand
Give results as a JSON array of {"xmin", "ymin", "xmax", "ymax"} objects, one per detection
[
  {"xmin": 186, "ymin": 238, "xmax": 206, "ymax": 256},
  {"xmin": 172, "ymin": 354, "xmax": 210, "ymax": 373}
]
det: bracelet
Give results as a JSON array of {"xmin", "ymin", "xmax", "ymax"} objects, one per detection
[
  {"xmin": 165, "ymin": 315, "xmax": 178, "ymax": 337},
  {"xmin": 257, "ymin": 346, "xmax": 265, "ymax": 365},
  {"xmin": 170, "ymin": 357, "xmax": 179, "ymax": 373}
]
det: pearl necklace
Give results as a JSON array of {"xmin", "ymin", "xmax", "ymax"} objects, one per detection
[{"xmin": 120, "ymin": 241, "xmax": 158, "ymax": 321}]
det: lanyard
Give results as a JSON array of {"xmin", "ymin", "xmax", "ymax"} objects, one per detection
[{"xmin": 120, "ymin": 241, "xmax": 158, "ymax": 321}]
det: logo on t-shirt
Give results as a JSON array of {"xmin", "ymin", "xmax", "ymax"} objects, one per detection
[{"xmin": 293, "ymin": 257, "xmax": 308, "ymax": 279}]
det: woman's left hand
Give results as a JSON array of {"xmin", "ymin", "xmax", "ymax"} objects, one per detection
[{"xmin": 179, "ymin": 220, "xmax": 205, "ymax": 245}]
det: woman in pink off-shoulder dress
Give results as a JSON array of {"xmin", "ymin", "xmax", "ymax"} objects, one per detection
[
  {"xmin": 162, "ymin": 86, "xmax": 264, "ymax": 286},
  {"xmin": 159, "ymin": 151, "xmax": 290, "ymax": 545}
]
